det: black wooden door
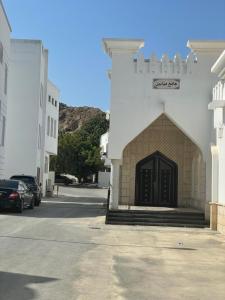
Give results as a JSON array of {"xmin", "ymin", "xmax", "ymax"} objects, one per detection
[{"xmin": 135, "ymin": 151, "xmax": 177, "ymax": 207}]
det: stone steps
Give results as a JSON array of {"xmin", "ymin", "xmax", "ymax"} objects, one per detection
[{"xmin": 106, "ymin": 209, "xmax": 208, "ymax": 228}]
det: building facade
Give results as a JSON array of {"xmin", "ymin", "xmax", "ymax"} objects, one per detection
[
  {"xmin": 5, "ymin": 39, "xmax": 59, "ymax": 196},
  {"xmin": 0, "ymin": 1, "xmax": 11, "ymax": 178},
  {"xmin": 43, "ymin": 80, "xmax": 60, "ymax": 194},
  {"xmin": 98, "ymin": 131, "xmax": 110, "ymax": 188},
  {"xmin": 103, "ymin": 39, "xmax": 225, "ymax": 221},
  {"xmin": 209, "ymin": 50, "xmax": 225, "ymax": 233}
]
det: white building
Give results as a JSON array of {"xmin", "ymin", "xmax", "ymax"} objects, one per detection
[
  {"xmin": 5, "ymin": 39, "xmax": 59, "ymax": 196},
  {"xmin": 103, "ymin": 38, "xmax": 225, "ymax": 224},
  {"xmin": 100, "ymin": 131, "xmax": 110, "ymax": 167},
  {"xmin": 98, "ymin": 131, "xmax": 110, "ymax": 188},
  {"xmin": 208, "ymin": 50, "xmax": 225, "ymax": 234},
  {"xmin": 43, "ymin": 80, "xmax": 60, "ymax": 193},
  {"xmin": 0, "ymin": 1, "xmax": 11, "ymax": 178}
]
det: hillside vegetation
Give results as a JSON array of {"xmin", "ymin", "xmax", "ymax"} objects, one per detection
[{"xmin": 51, "ymin": 103, "xmax": 109, "ymax": 182}]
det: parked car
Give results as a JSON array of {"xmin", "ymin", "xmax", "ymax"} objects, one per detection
[
  {"xmin": 10, "ymin": 175, "xmax": 42, "ymax": 206},
  {"xmin": 55, "ymin": 174, "xmax": 73, "ymax": 186},
  {"xmin": 0, "ymin": 179, "xmax": 34, "ymax": 213}
]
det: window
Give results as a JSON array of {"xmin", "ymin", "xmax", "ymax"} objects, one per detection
[
  {"xmin": 4, "ymin": 64, "xmax": 8, "ymax": 95},
  {"xmin": 0, "ymin": 41, "xmax": 3, "ymax": 64},
  {"xmin": 44, "ymin": 156, "xmax": 49, "ymax": 173},
  {"xmin": 55, "ymin": 100, "xmax": 57, "ymax": 107},
  {"xmin": 0, "ymin": 180, "xmax": 18, "ymax": 189},
  {"xmin": 18, "ymin": 183, "xmax": 25, "ymax": 191},
  {"xmin": 53, "ymin": 120, "xmax": 57, "ymax": 138},
  {"xmin": 50, "ymin": 118, "xmax": 53, "ymax": 137},
  {"xmin": 48, "ymin": 95, "xmax": 51, "ymax": 102},
  {"xmin": 47, "ymin": 116, "xmax": 50, "ymax": 136},
  {"xmin": 1, "ymin": 116, "xmax": 6, "ymax": 146}
]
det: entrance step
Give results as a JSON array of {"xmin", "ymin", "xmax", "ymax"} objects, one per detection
[{"xmin": 106, "ymin": 209, "xmax": 208, "ymax": 228}]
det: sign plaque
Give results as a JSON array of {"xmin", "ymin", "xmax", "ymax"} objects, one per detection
[{"xmin": 153, "ymin": 79, "xmax": 180, "ymax": 90}]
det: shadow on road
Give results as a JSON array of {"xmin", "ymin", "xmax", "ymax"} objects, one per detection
[
  {"xmin": 0, "ymin": 271, "xmax": 58, "ymax": 300},
  {"xmin": 0, "ymin": 196, "xmax": 107, "ymax": 219}
]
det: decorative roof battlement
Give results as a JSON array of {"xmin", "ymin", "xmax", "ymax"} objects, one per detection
[{"xmin": 134, "ymin": 52, "xmax": 197, "ymax": 75}]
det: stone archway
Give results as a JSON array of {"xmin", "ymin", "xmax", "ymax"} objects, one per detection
[{"xmin": 120, "ymin": 114, "xmax": 205, "ymax": 210}]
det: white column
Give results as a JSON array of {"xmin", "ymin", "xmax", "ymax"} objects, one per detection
[
  {"xmin": 110, "ymin": 159, "xmax": 121, "ymax": 209},
  {"xmin": 211, "ymin": 144, "xmax": 219, "ymax": 203},
  {"xmin": 210, "ymin": 145, "xmax": 219, "ymax": 230}
]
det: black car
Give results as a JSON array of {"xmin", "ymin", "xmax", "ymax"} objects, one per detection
[
  {"xmin": 0, "ymin": 180, "xmax": 34, "ymax": 213},
  {"xmin": 55, "ymin": 174, "xmax": 73, "ymax": 186},
  {"xmin": 10, "ymin": 175, "xmax": 42, "ymax": 206}
]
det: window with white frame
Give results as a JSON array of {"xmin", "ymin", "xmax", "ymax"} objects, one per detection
[
  {"xmin": 53, "ymin": 120, "xmax": 57, "ymax": 138},
  {"xmin": 50, "ymin": 118, "xmax": 53, "ymax": 137},
  {"xmin": 0, "ymin": 41, "xmax": 3, "ymax": 64},
  {"xmin": 44, "ymin": 156, "xmax": 49, "ymax": 173},
  {"xmin": 47, "ymin": 116, "xmax": 50, "ymax": 136}
]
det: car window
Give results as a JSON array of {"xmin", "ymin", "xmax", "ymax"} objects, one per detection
[
  {"xmin": 22, "ymin": 182, "xmax": 27, "ymax": 190},
  {"xmin": 18, "ymin": 183, "xmax": 25, "ymax": 191},
  {"xmin": 0, "ymin": 180, "xmax": 18, "ymax": 189},
  {"xmin": 11, "ymin": 176, "xmax": 35, "ymax": 185}
]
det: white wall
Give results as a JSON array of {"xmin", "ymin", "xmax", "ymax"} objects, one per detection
[
  {"xmin": 209, "ymin": 52, "xmax": 225, "ymax": 205},
  {"xmin": 45, "ymin": 80, "xmax": 59, "ymax": 155},
  {"xmin": 5, "ymin": 38, "xmax": 59, "ymax": 197},
  {"xmin": 105, "ymin": 40, "xmax": 225, "ymax": 160},
  {"xmin": 42, "ymin": 80, "xmax": 59, "ymax": 195},
  {"xmin": 0, "ymin": 1, "xmax": 11, "ymax": 178},
  {"xmin": 98, "ymin": 171, "xmax": 110, "ymax": 188},
  {"xmin": 103, "ymin": 39, "xmax": 225, "ymax": 207},
  {"xmin": 5, "ymin": 40, "xmax": 43, "ymax": 178}
]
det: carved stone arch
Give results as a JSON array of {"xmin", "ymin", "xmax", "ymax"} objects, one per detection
[{"xmin": 120, "ymin": 113, "xmax": 206, "ymax": 210}]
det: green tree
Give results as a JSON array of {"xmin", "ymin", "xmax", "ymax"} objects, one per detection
[{"xmin": 50, "ymin": 113, "xmax": 109, "ymax": 182}]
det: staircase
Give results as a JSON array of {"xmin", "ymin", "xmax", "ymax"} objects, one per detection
[{"xmin": 106, "ymin": 208, "xmax": 208, "ymax": 228}]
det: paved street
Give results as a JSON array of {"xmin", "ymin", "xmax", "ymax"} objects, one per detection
[{"xmin": 0, "ymin": 187, "xmax": 225, "ymax": 300}]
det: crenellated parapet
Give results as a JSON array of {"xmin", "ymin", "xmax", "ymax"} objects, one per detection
[{"xmin": 134, "ymin": 52, "xmax": 197, "ymax": 75}]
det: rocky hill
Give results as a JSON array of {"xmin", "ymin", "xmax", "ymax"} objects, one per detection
[{"xmin": 59, "ymin": 103, "xmax": 106, "ymax": 133}]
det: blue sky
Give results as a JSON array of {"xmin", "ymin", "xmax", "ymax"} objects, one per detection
[{"xmin": 3, "ymin": 0, "xmax": 225, "ymax": 111}]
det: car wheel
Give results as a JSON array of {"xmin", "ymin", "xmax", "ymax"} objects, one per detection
[
  {"xmin": 17, "ymin": 200, "xmax": 24, "ymax": 213},
  {"xmin": 35, "ymin": 199, "xmax": 40, "ymax": 206}
]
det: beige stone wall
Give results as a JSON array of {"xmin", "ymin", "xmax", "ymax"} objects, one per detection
[
  {"xmin": 120, "ymin": 114, "xmax": 205, "ymax": 210},
  {"xmin": 217, "ymin": 205, "xmax": 225, "ymax": 234}
]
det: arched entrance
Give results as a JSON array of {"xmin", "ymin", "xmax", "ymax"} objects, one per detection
[
  {"xmin": 135, "ymin": 151, "xmax": 178, "ymax": 207},
  {"xmin": 120, "ymin": 114, "xmax": 205, "ymax": 210}
]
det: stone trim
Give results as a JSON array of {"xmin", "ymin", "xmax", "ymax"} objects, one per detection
[{"xmin": 209, "ymin": 202, "xmax": 225, "ymax": 234}]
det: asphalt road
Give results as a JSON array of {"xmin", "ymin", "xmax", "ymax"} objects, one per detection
[{"xmin": 1, "ymin": 187, "xmax": 225, "ymax": 300}]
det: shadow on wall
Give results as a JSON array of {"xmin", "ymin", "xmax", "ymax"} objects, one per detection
[{"xmin": 0, "ymin": 271, "xmax": 58, "ymax": 300}]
